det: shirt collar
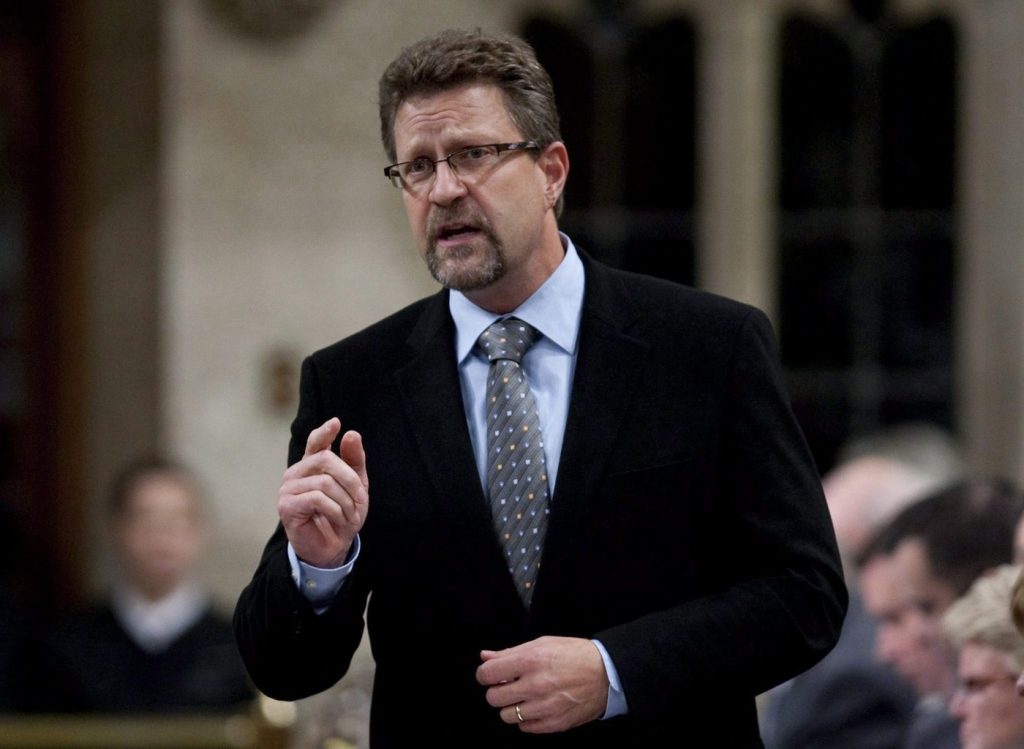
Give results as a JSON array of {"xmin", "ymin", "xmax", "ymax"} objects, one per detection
[
  {"xmin": 450, "ymin": 233, "xmax": 585, "ymax": 364},
  {"xmin": 111, "ymin": 581, "xmax": 208, "ymax": 653}
]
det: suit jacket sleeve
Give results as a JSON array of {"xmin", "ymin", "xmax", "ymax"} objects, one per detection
[
  {"xmin": 595, "ymin": 307, "xmax": 847, "ymax": 717},
  {"xmin": 233, "ymin": 356, "xmax": 369, "ymax": 701}
]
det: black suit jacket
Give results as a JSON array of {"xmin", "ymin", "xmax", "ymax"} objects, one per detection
[{"xmin": 235, "ymin": 255, "xmax": 846, "ymax": 747}]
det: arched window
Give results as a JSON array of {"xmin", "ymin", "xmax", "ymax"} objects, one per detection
[
  {"xmin": 522, "ymin": 8, "xmax": 697, "ymax": 285},
  {"xmin": 777, "ymin": 7, "xmax": 957, "ymax": 469}
]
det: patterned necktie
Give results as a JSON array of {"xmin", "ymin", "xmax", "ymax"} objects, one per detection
[{"xmin": 476, "ymin": 317, "xmax": 550, "ymax": 607}]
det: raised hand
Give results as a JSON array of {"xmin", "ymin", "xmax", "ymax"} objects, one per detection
[{"xmin": 277, "ymin": 417, "xmax": 369, "ymax": 568}]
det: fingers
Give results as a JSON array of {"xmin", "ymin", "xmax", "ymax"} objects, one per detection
[
  {"xmin": 282, "ymin": 472, "xmax": 365, "ymax": 526},
  {"xmin": 497, "ymin": 702, "xmax": 559, "ymax": 732},
  {"xmin": 304, "ymin": 417, "xmax": 341, "ymax": 458},
  {"xmin": 287, "ymin": 425, "xmax": 369, "ymax": 506},
  {"xmin": 477, "ymin": 637, "xmax": 607, "ymax": 734},
  {"xmin": 339, "ymin": 430, "xmax": 369, "ymax": 491},
  {"xmin": 476, "ymin": 649, "xmax": 521, "ymax": 687},
  {"xmin": 279, "ymin": 420, "xmax": 369, "ymax": 568}
]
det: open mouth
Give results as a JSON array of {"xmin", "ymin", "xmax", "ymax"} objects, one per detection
[{"xmin": 436, "ymin": 223, "xmax": 481, "ymax": 244}]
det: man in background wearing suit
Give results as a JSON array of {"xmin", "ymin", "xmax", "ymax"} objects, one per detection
[{"xmin": 235, "ymin": 29, "xmax": 846, "ymax": 746}]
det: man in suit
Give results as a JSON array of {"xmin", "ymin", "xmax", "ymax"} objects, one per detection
[{"xmin": 234, "ymin": 29, "xmax": 846, "ymax": 746}]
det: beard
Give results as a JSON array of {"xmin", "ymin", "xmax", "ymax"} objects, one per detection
[{"xmin": 424, "ymin": 207, "xmax": 507, "ymax": 291}]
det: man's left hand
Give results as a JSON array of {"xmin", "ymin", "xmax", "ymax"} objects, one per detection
[{"xmin": 476, "ymin": 636, "xmax": 609, "ymax": 733}]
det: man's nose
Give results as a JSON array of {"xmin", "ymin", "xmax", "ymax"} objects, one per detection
[
  {"xmin": 1016, "ymin": 670, "xmax": 1024, "ymax": 697},
  {"xmin": 873, "ymin": 626, "xmax": 896, "ymax": 664},
  {"xmin": 428, "ymin": 160, "xmax": 468, "ymax": 205},
  {"xmin": 949, "ymin": 688, "xmax": 967, "ymax": 718}
]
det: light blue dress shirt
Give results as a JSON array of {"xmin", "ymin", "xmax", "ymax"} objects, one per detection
[{"xmin": 288, "ymin": 235, "xmax": 627, "ymax": 718}]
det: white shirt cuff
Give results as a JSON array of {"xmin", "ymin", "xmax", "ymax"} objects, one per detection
[
  {"xmin": 286, "ymin": 535, "xmax": 360, "ymax": 612},
  {"xmin": 591, "ymin": 638, "xmax": 628, "ymax": 718}
]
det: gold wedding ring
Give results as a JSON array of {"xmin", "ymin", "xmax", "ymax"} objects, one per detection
[{"xmin": 515, "ymin": 703, "xmax": 524, "ymax": 723}]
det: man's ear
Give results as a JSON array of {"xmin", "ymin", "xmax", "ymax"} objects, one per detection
[{"xmin": 538, "ymin": 141, "xmax": 569, "ymax": 211}]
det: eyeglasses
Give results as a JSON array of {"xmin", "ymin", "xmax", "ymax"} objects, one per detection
[{"xmin": 384, "ymin": 141, "xmax": 540, "ymax": 190}]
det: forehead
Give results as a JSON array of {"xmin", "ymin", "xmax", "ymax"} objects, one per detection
[
  {"xmin": 860, "ymin": 555, "xmax": 908, "ymax": 610},
  {"xmin": 960, "ymin": 641, "xmax": 1015, "ymax": 677},
  {"xmin": 124, "ymin": 472, "xmax": 198, "ymax": 515},
  {"xmin": 892, "ymin": 537, "xmax": 930, "ymax": 577},
  {"xmin": 393, "ymin": 82, "xmax": 522, "ymax": 156}
]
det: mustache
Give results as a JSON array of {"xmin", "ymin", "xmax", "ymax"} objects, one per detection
[{"xmin": 427, "ymin": 206, "xmax": 490, "ymax": 239}]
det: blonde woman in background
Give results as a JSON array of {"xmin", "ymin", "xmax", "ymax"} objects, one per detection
[
  {"xmin": 1010, "ymin": 569, "xmax": 1024, "ymax": 695},
  {"xmin": 943, "ymin": 565, "xmax": 1024, "ymax": 749}
]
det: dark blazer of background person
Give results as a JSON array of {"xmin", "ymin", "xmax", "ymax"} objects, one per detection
[
  {"xmin": 41, "ymin": 603, "xmax": 252, "ymax": 713},
  {"xmin": 235, "ymin": 252, "xmax": 847, "ymax": 747},
  {"xmin": 764, "ymin": 588, "xmax": 916, "ymax": 749}
]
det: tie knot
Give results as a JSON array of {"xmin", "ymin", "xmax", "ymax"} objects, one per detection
[{"xmin": 476, "ymin": 317, "xmax": 539, "ymax": 364}]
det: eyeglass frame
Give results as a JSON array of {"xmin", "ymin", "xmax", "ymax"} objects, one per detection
[{"xmin": 383, "ymin": 141, "xmax": 541, "ymax": 190}]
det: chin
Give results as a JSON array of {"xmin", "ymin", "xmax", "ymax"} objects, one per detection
[{"xmin": 428, "ymin": 249, "xmax": 504, "ymax": 291}]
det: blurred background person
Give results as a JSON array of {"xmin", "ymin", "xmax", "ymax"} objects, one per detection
[
  {"xmin": 943, "ymin": 565, "xmax": 1024, "ymax": 749},
  {"xmin": 36, "ymin": 458, "xmax": 253, "ymax": 712},
  {"xmin": 763, "ymin": 423, "xmax": 960, "ymax": 749},
  {"xmin": 857, "ymin": 478, "xmax": 1024, "ymax": 749},
  {"xmin": 1011, "ymin": 570, "xmax": 1024, "ymax": 696}
]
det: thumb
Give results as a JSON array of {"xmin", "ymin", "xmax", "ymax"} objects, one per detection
[
  {"xmin": 340, "ymin": 430, "xmax": 369, "ymax": 490},
  {"xmin": 304, "ymin": 417, "xmax": 342, "ymax": 458}
]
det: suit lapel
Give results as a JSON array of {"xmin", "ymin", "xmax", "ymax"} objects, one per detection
[
  {"xmin": 393, "ymin": 292, "xmax": 522, "ymax": 602},
  {"xmin": 533, "ymin": 259, "xmax": 650, "ymax": 611}
]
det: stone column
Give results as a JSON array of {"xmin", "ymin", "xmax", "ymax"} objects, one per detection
[
  {"xmin": 958, "ymin": 0, "xmax": 1024, "ymax": 483},
  {"xmin": 695, "ymin": 0, "xmax": 778, "ymax": 322}
]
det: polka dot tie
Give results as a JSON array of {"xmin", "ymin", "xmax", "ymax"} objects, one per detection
[{"xmin": 476, "ymin": 317, "xmax": 550, "ymax": 608}]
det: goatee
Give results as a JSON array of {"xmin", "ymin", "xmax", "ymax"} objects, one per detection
[{"xmin": 425, "ymin": 209, "xmax": 506, "ymax": 291}]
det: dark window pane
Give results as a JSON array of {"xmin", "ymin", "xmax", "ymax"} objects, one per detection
[
  {"xmin": 522, "ymin": 18, "xmax": 596, "ymax": 211},
  {"xmin": 881, "ymin": 19, "xmax": 957, "ymax": 209},
  {"xmin": 524, "ymin": 13, "xmax": 696, "ymax": 287},
  {"xmin": 880, "ymin": 387, "xmax": 954, "ymax": 429},
  {"xmin": 779, "ymin": 16, "xmax": 855, "ymax": 210},
  {"xmin": 777, "ymin": 11, "xmax": 957, "ymax": 473},
  {"xmin": 879, "ymin": 229, "xmax": 954, "ymax": 367},
  {"xmin": 779, "ymin": 234, "xmax": 854, "ymax": 367},
  {"xmin": 788, "ymin": 378, "xmax": 850, "ymax": 471},
  {"xmin": 624, "ymin": 18, "xmax": 696, "ymax": 210}
]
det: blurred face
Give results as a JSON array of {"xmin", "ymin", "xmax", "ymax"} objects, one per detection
[
  {"xmin": 861, "ymin": 553, "xmax": 954, "ymax": 697},
  {"xmin": 893, "ymin": 537, "xmax": 959, "ymax": 619},
  {"xmin": 892, "ymin": 538, "xmax": 959, "ymax": 695},
  {"xmin": 950, "ymin": 642, "xmax": 1024, "ymax": 749},
  {"xmin": 392, "ymin": 82, "xmax": 567, "ymax": 311},
  {"xmin": 115, "ymin": 472, "xmax": 205, "ymax": 600}
]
